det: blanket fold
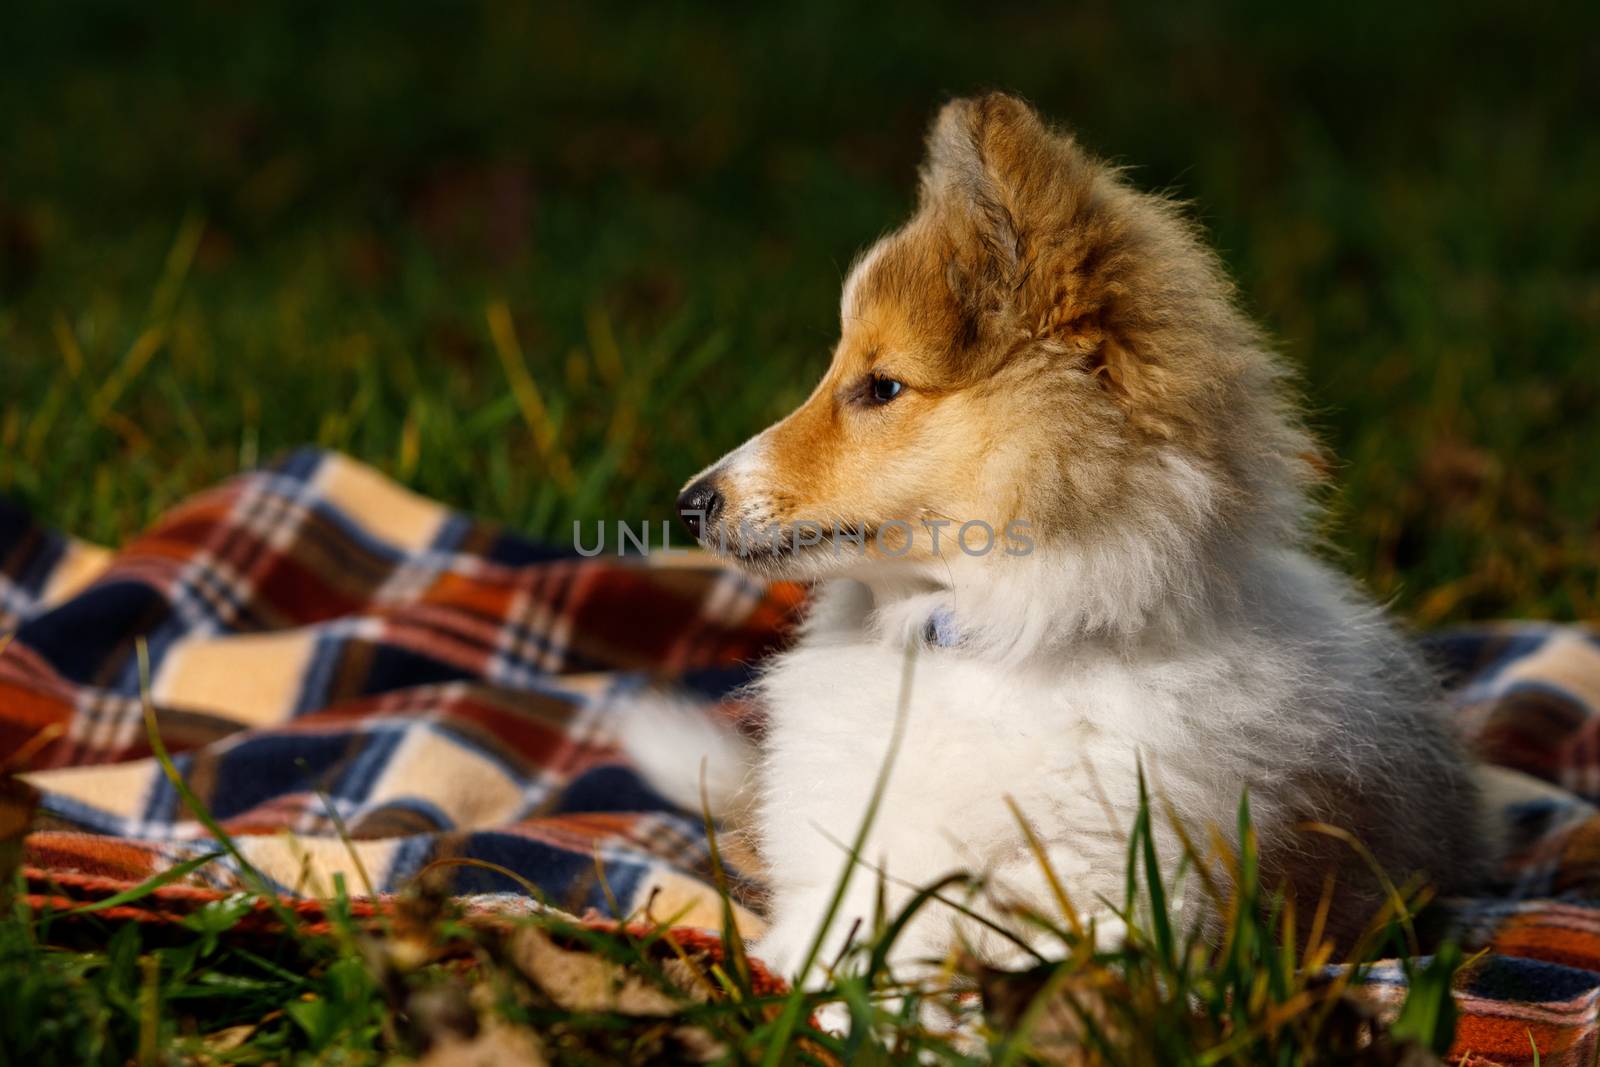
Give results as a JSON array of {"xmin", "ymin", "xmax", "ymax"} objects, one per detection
[
  {"xmin": 1, "ymin": 449, "xmax": 801, "ymax": 931},
  {"xmin": 2, "ymin": 449, "xmax": 1597, "ymax": 1065}
]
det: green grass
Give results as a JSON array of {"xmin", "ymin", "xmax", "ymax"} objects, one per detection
[
  {"xmin": 0, "ymin": 790, "xmax": 1464, "ymax": 1065},
  {"xmin": 2, "ymin": 0, "xmax": 1596, "ymax": 621}
]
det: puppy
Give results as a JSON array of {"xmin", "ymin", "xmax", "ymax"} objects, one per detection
[{"xmin": 628, "ymin": 93, "xmax": 1484, "ymax": 983}]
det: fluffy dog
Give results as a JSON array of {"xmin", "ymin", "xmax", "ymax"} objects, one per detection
[{"xmin": 627, "ymin": 93, "xmax": 1485, "ymax": 983}]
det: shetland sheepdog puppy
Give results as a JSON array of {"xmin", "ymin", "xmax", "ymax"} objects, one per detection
[{"xmin": 626, "ymin": 93, "xmax": 1485, "ymax": 984}]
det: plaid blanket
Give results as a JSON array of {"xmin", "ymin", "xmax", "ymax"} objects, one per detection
[
  {"xmin": 2, "ymin": 449, "xmax": 1598, "ymax": 1064},
  {"xmin": 1, "ymin": 449, "xmax": 802, "ymax": 936}
]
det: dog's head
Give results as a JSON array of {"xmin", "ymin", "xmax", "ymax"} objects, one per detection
[{"xmin": 680, "ymin": 93, "xmax": 1315, "ymax": 593}]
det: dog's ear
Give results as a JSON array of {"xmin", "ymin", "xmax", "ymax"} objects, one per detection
[
  {"xmin": 920, "ymin": 94, "xmax": 1095, "ymax": 329},
  {"xmin": 920, "ymin": 94, "xmax": 1041, "ymax": 280},
  {"xmin": 922, "ymin": 94, "xmax": 1157, "ymax": 408}
]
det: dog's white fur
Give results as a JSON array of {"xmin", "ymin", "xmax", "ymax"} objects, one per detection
[
  {"xmin": 630, "ymin": 547, "xmax": 1481, "ymax": 980},
  {"xmin": 624, "ymin": 94, "xmax": 1485, "ymax": 983}
]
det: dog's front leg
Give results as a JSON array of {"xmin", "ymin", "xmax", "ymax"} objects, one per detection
[
  {"xmin": 755, "ymin": 837, "xmax": 966, "ymax": 990},
  {"xmin": 755, "ymin": 882, "xmax": 878, "ymax": 989}
]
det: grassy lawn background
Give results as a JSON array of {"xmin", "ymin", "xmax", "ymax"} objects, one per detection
[{"xmin": 2, "ymin": 0, "xmax": 1596, "ymax": 623}]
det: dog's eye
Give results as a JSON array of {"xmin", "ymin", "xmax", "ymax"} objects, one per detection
[{"xmin": 869, "ymin": 375, "xmax": 904, "ymax": 404}]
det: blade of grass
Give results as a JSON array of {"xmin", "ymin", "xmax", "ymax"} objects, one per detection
[
  {"xmin": 146, "ymin": 210, "xmax": 206, "ymax": 325},
  {"xmin": 1005, "ymin": 795, "xmax": 1085, "ymax": 941},
  {"xmin": 1158, "ymin": 792, "xmax": 1227, "ymax": 909},
  {"xmin": 591, "ymin": 842, "xmax": 625, "ymax": 921},
  {"xmin": 1390, "ymin": 939, "xmax": 1462, "ymax": 1054},
  {"xmin": 486, "ymin": 299, "xmax": 576, "ymax": 493},
  {"xmin": 1135, "ymin": 765, "xmax": 1176, "ymax": 971},
  {"xmin": 808, "ymin": 823, "xmax": 1048, "ymax": 968},
  {"xmin": 4, "ymin": 721, "xmax": 64, "ymax": 772},
  {"xmin": 865, "ymin": 871, "xmax": 979, "ymax": 979},
  {"xmin": 136, "ymin": 640, "xmax": 301, "ymax": 933},
  {"xmin": 68, "ymin": 850, "xmax": 226, "ymax": 914},
  {"xmin": 413, "ymin": 856, "xmax": 548, "ymax": 903},
  {"xmin": 699, "ymin": 758, "xmax": 754, "ymax": 1000},
  {"xmin": 91, "ymin": 328, "xmax": 166, "ymax": 423},
  {"xmin": 137, "ymin": 951, "xmax": 161, "ymax": 1066},
  {"xmin": 296, "ymin": 759, "xmax": 376, "ymax": 899},
  {"xmin": 1303, "ymin": 870, "xmax": 1337, "ymax": 971},
  {"xmin": 1298, "ymin": 820, "xmax": 1421, "ymax": 960}
]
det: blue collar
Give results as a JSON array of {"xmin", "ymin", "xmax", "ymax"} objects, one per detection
[{"xmin": 922, "ymin": 608, "xmax": 963, "ymax": 648}]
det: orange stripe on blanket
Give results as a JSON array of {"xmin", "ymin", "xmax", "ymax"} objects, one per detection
[
  {"xmin": 25, "ymin": 832, "xmax": 169, "ymax": 883},
  {"xmin": 0, "ymin": 683, "xmax": 71, "ymax": 733},
  {"xmin": 426, "ymin": 570, "xmax": 519, "ymax": 621},
  {"xmin": 1454, "ymin": 1014, "xmax": 1590, "ymax": 1061},
  {"xmin": 1492, "ymin": 918, "xmax": 1600, "ymax": 971},
  {"xmin": 0, "ymin": 683, "xmax": 73, "ymax": 762}
]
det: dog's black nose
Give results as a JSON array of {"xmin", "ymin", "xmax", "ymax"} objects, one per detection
[{"xmin": 676, "ymin": 477, "xmax": 723, "ymax": 541}]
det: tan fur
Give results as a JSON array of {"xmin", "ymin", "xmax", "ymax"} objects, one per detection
[{"xmin": 713, "ymin": 92, "xmax": 1316, "ymax": 569}]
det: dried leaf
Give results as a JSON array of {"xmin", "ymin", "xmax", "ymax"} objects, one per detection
[
  {"xmin": 415, "ymin": 1023, "xmax": 549, "ymax": 1067},
  {"xmin": 970, "ymin": 956, "xmax": 1136, "ymax": 1066},
  {"xmin": 508, "ymin": 926, "xmax": 683, "ymax": 1016}
]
